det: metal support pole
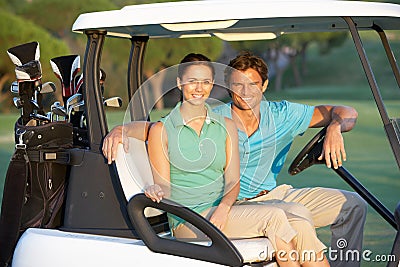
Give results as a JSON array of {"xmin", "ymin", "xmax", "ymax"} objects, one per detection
[
  {"xmin": 343, "ymin": 17, "xmax": 400, "ymax": 169},
  {"xmin": 82, "ymin": 30, "xmax": 108, "ymax": 153},
  {"xmin": 343, "ymin": 17, "xmax": 390, "ymax": 125},
  {"xmin": 372, "ymin": 24, "xmax": 400, "ymax": 88},
  {"xmin": 334, "ymin": 167, "xmax": 396, "ymax": 229},
  {"xmin": 127, "ymin": 36, "xmax": 149, "ymax": 121}
]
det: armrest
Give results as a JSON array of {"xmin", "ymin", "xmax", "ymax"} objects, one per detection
[{"xmin": 127, "ymin": 193, "xmax": 243, "ymax": 267}]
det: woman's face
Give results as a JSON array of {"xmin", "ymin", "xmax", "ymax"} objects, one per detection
[{"xmin": 177, "ymin": 64, "xmax": 214, "ymax": 106}]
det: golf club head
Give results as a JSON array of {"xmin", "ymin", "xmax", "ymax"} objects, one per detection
[
  {"xmin": 104, "ymin": 96, "xmax": 122, "ymax": 108},
  {"xmin": 51, "ymin": 105, "xmax": 67, "ymax": 117},
  {"xmin": 7, "ymin": 41, "xmax": 40, "ymax": 66},
  {"xmin": 68, "ymin": 100, "xmax": 85, "ymax": 126},
  {"xmin": 13, "ymin": 97, "xmax": 23, "ymax": 109},
  {"xmin": 66, "ymin": 93, "xmax": 83, "ymax": 110},
  {"xmin": 51, "ymin": 101, "xmax": 61, "ymax": 108},
  {"xmin": 50, "ymin": 55, "xmax": 81, "ymax": 103},
  {"xmin": 30, "ymin": 113, "xmax": 50, "ymax": 124},
  {"xmin": 41, "ymin": 82, "xmax": 56, "ymax": 94},
  {"xmin": 71, "ymin": 101, "xmax": 85, "ymax": 113},
  {"xmin": 10, "ymin": 81, "xmax": 18, "ymax": 94},
  {"xmin": 30, "ymin": 99, "xmax": 40, "ymax": 110},
  {"xmin": 46, "ymin": 112, "xmax": 52, "ymax": 121},
  {"xmin": 79, "ymin": 113, "xmax": 86, "ymax": 128}
]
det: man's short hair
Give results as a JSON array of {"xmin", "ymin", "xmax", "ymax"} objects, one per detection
[{"xmin": 224, "ymin": 51, "xmax": 269, "ymax": 85}]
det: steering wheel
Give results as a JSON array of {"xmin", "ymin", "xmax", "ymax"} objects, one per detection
[{"xmin": 288, "ymin": 127, "xmax": 327, "ymax": 175}]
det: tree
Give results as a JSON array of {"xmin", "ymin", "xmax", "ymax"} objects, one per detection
[
  {"xmin": 0, "ymin": 9, "xmax": 70, "ymax": 113},
  {"xmin": 16, "ymin": 0, "xmax": 117, "ymax": 38},
  {"xmin": 230, "ymin": 32, "xmax": 348, "ymax": 91}
]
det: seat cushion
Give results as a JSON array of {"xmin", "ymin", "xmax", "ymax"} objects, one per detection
[
  {"xmin": 115, "ymin": 137, "xmax": 163, "ymax": 217},
  {"xmin": 231, "ymin": 238, "xmax": 275, "ymax": 263}
]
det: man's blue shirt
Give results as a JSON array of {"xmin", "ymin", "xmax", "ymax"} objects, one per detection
[{"xmin": 213, "ymin": 100, "xmax": 314, "ymax": 199}]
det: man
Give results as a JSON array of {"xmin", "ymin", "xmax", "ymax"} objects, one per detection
[{"xmin": 102, "ymin": 52, "xmax": 366, "ymax": 266}]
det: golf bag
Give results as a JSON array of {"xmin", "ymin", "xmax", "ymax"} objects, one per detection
[
  {"xmin": 0, "ymin": 119, "xmax": 73, "ymax": 266},
  {"xmin": 0, "ymin": 41, "xmax": 74, "ymax": 267}
]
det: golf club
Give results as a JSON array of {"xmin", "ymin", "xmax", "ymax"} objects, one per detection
[
  {"xmin": 10, "ymin": 81, "xmax": 18, "ymax": 94},
  {"xmin": 103, "ymin": 96, "xmax": 123, "ymax": 108}
]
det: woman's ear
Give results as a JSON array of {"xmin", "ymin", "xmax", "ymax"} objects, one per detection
[
  {"xmin": 262, "ymin": 79, "xmax": 269, "ymax": 93},
  {"xmin": 176, "ymin": 77, "xmax": 182, "ymax": 90}
]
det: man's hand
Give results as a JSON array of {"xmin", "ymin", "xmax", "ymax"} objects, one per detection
[
  {"xmin": 311, "ymin": 105, "xmax": 357, "ymax": 169},
  {"xmin": 318, "ymin": 123, "xmax": 346, "ymax": 169},
  {"xmin": 209, "ymin": 203, "xmax": 231, "ymax": 231},
  {"xmin": 102, "ymin": 125, "xmax": 128, "ymax": 164}
]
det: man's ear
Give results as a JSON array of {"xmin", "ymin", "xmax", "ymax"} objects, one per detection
[
  {"xmin": 262, "ymin": 79, "xmax": 269, "ymax": 93},
  {"xmin": 176, "ymin": 77, "xmax": 182, "ymax": 90}
]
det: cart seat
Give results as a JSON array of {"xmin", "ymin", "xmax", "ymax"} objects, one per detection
[
  {"xmin": 114, "ymin": 137, "xmax": 276, "ymax": 264},
  {"xmin": 115, "ymin": 137, "xmax": 164, "ymax": 217}
]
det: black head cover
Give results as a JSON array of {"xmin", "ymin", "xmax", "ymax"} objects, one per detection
[
  {"xmin": 50, "ymin": 55, "xmax": 81, "ymax": 99},
  {"xmin": 7, "ymin": 41, "xmax": 40, "ymax": 66}
]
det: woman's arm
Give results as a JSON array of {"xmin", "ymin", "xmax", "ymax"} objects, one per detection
[
  {"xmin": 145, "ymin": 121, "xmax": 170, "ymax": 202},
  {"xmin": 209, "ymin": 118, "xmax": 240, "ymax": 230}
]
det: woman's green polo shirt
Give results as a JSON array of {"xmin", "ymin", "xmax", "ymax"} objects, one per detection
[{"xmin": 160, "ymin": 102, "xmax": 227, "ymax": 229}]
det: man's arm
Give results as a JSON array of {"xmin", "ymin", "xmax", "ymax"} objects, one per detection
[
  {"xmin": 309, "ymin": 105, "xmax": 358, "ymax": 169},
  {"xmin": 102, "ymin": 121, "xmax": 152, "ymax": 164}
]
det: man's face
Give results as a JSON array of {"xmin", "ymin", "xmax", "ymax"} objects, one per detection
[{"xmin": 229, "ymin": 68, "xmax": 267, "ymax": 111}]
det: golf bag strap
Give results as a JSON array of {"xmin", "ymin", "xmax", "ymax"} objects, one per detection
[
  {"xmin": 0, "ymin": 148, "xmax": 29, "ymax": 267},
  {"xmin": 27, "ymin": 150, "xmax": 70, "ymax": 164}
]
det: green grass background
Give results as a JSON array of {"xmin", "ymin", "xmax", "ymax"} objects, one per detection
[{"xmin": 0, "ymin": 33, "xmax": 399, "ymax": 266}]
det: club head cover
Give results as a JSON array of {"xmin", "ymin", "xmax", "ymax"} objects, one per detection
[
  {"xmin": 50, "ymin": 55, "xmax": 81, "ymax": 102},
  {"xmin": 14, "ymin": 60, "xmax": 42, "ymax": 81},
  {"xmin": 74, "ymin": 74, "xmax": 83, "ymax": 94},
  {"xmin": 7, "ymin": 41, "xmax": 40, "ymax": 66}
]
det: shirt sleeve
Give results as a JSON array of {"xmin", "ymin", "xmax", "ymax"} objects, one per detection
[{"xmin": 282, "ymin": 101, "xmax": 315, "ymax": 137}]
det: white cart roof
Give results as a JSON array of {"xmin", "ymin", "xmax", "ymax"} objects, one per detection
[{"xmin": 72, "ymin": 0, "xmax": 400, "ymax": 40}]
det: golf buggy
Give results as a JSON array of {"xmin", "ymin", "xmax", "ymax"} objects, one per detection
[{"xmin": 1, "ymin": 0, "xmax": 400, "ymax": 266}]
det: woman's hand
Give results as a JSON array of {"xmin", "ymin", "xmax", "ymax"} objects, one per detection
[
  {"xmin": 209, "ymin": 203, "xmax": 231, "ymax": 231},
  {"xmin": 144, "ymin": 184, "xmax": 165, "ymax": 203}
]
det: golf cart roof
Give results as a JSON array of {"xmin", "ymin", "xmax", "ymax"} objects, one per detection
[{"xmin": 72, "ymin": 0, "xmax": 400, "ymax": 40}]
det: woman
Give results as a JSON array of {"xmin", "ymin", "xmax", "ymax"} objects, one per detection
[{"xmin": 145, "ymin": 53, "xmax": 329, "ymax": 267}]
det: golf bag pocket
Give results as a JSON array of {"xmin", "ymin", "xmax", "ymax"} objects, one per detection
[
  {"xmin": 0, "ymin": 120, "xmax": 73, "ymax": 265},
  {"xmin": 22, "ymin": 153, "xmax": 70, "ymax": 229}
]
